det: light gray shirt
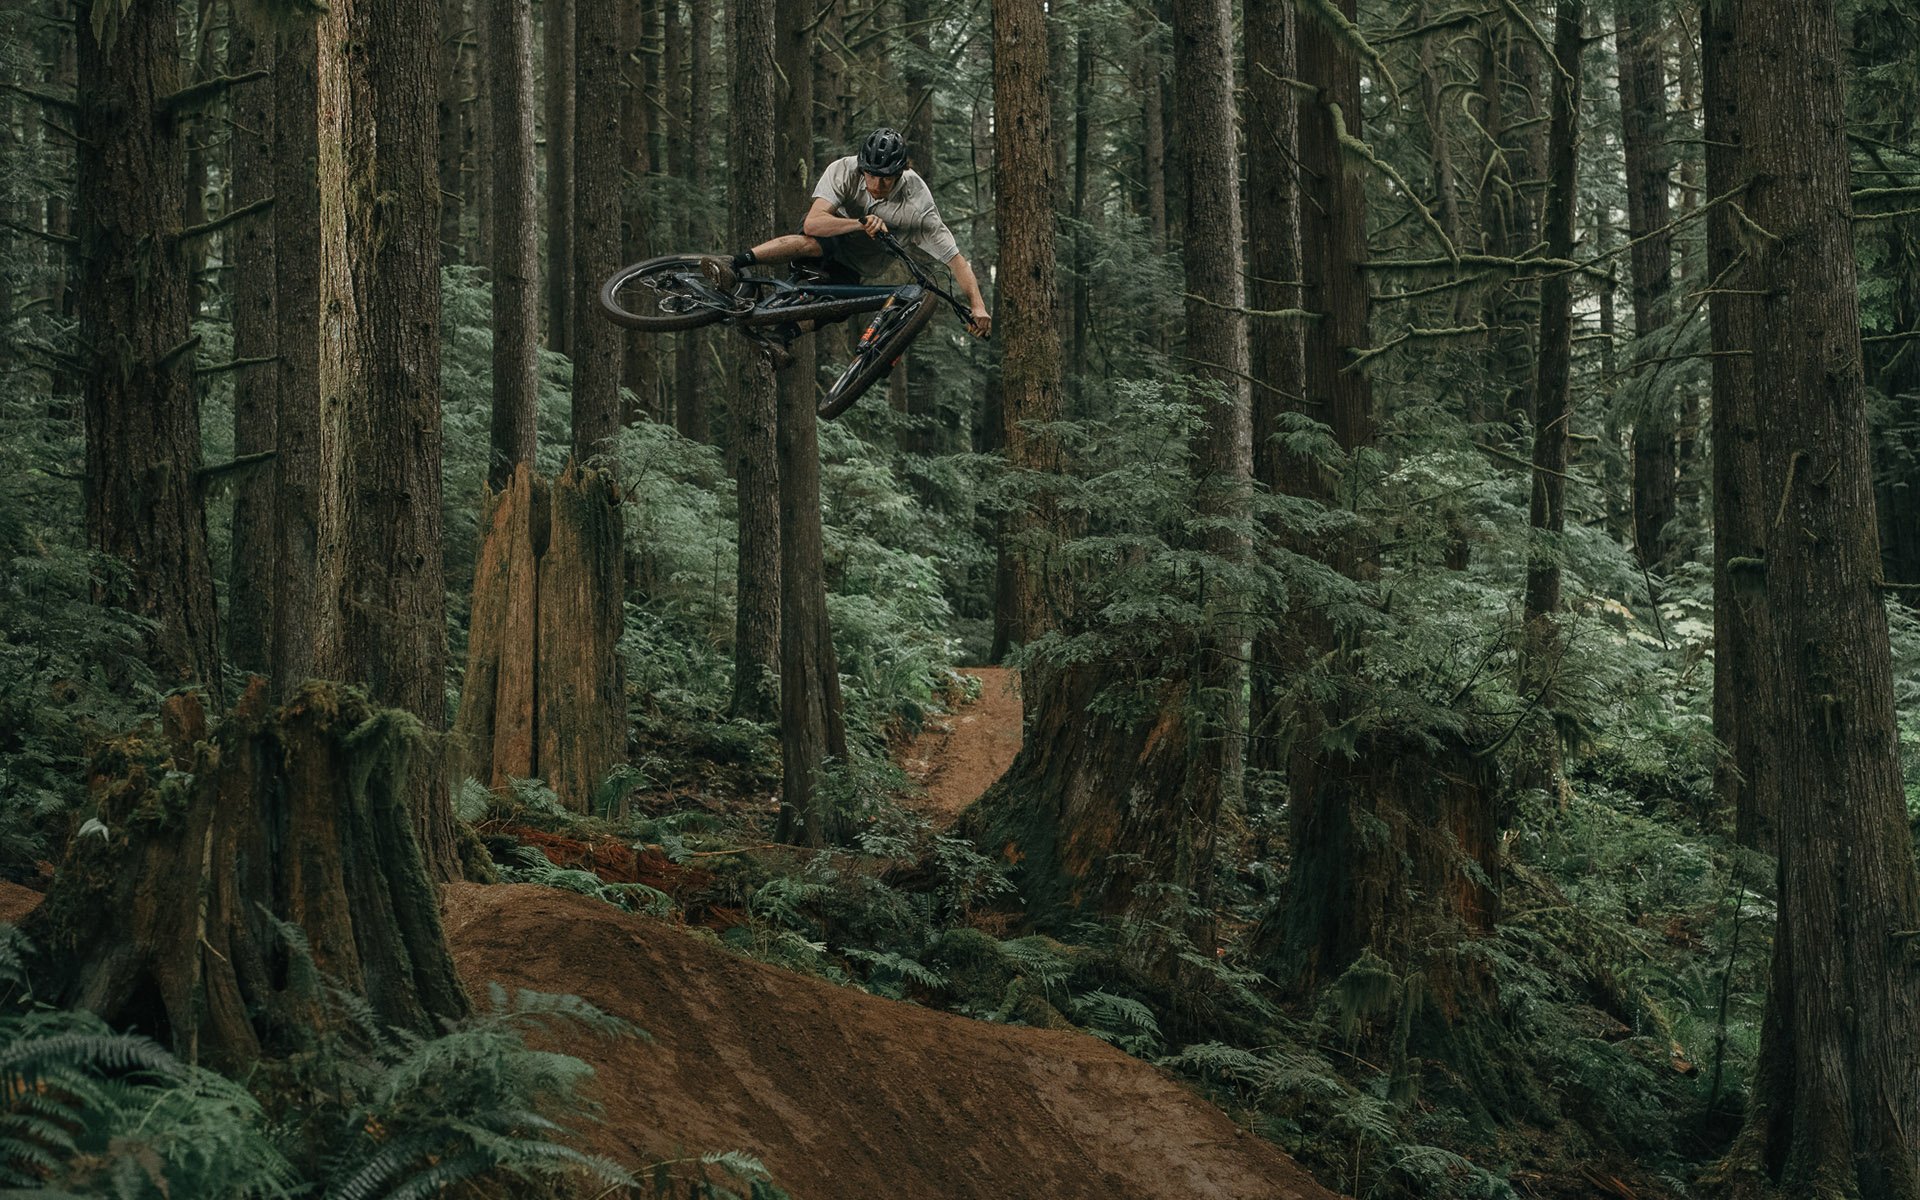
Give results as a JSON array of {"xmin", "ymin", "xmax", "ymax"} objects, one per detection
[{"xmin": 811, "ymin": 156, "xmax": 961, "ymax": 278}]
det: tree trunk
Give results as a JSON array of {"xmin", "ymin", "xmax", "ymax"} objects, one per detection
[
  {"xmin": 1618, "ymin": 0, "xmax": 1678, "ymax": 568},
  {"xmin": 77, "ymin": 0, "xmax": 222, "ymax": 691},
  {"xmin": 330, "ymin": 0, "xmax": 459, "ymax": 882},
  {"xmin": 1518, "ymin": 0, "xmax": 1584, "ymax": 798},
  {"xmin": 1068, "ymin": 27, "xmax": 1092, "ymax": 395},
  {"xmin": 1702, "ymin": 1, "xmax": 1772, "ymax": 855},
  {"xmin": 1712, "ymin": 3, "xmax": 1920, "ymax": 1193},
  {"xmin": 469, "ymin": 10, "xmax": 492, "ymax": 267},
  {"xmin": 772, "ymin": 0, "xmax": 848, "ymax": 847},
  {"xmin": 543, "ymin": 0, "xmax": 574, "ymax": 354},
  {"xmin": 489, "ymin": 0, "xmax": 540, "ymax": 489},
  {"xmin": 619, "ymin": 0, "xmax": 659, "ymax": 423},
  {"xmin": 227, "ymin": 1, "xmax": 277, "ymax": 676},
  {"xmin": 29, "ymin": 682, "xmax": 468, "ymax": 1071},
  {"xmin": 989, "ymin": 0, "xmax": 1063, "ymax": 662},
  {"xmin": 1171, "ymin": 0, "xmax": 1250, "ymax": 841},
  {"xmin": 1475, "ymin": 14, "xmax": 1541, "ymax": 431},
  {"xmin": 271, "ymin": 5, "xmax": 350, "ymax": 697},
  {"xmin": 182, "ymin": 0, "xmax": 215, "ymax": 318},
  {"xmin": 1244, "ymin": 0, "xmax": 1305, "ymax": 780},
  {"xmin": 727, "ymin": 0, "xmax": 781, "ymax": 724},
  {"xmin": 1300, "ymin": 1, "xmax": 1373, "ymax": 460},
  {"xmin": 572, "ymin": 0, "xmax": 625, "ymax": 464},
  {"xmin": 673, "ymin": 0, "xmax": 711, "ymax": 442},
  {"xmin": 438, "ymin": 0, "xmax": 467, "ymax": 257}
]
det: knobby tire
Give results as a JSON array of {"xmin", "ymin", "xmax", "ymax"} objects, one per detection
[
  {"xmin": 598, "ymin": 255, "xmax": 732, "ymax": 332},
  {"xmin": 817, "ymin": 290, "xmax": 939, "ymax": 420}
]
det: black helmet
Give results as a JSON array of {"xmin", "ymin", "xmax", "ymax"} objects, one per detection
[{"xmin": 858, "ymin": 127, "xmax": 909, "ymax": 177}]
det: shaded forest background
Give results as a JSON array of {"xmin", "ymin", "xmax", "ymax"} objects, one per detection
[{"xmin": 2, "ymin": 0, "xmax": 1920, "ymax": 1196}]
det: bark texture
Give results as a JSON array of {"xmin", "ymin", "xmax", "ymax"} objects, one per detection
[
  {"xmin": 572, "ymin": 0, "xmax": 625, "ymax": 465},
  {"xmin": 544, "ymin": 0, "xmax": 575, "ymax": 354},
  {"xmin": 1245, "ymin": 0, "xmax": 1305, "ymax": 780},
  {"xmin": 989, "ymin": 0, "xmax": 1063, "ymax": 660},
  {"xmin": 773, "ymin": 0, "xmax": 848, "ymax": 846},
  {"xmin": 455, "ymin": 463, "xmax": 628, "ymax": 811},
  {"xmin": 489, "ymin": 0, "xmax": 540, "ymax": 489},
  {"xmin": 1170, "ymin": 0, "xmax": 1250, "ymax": 847},
  {"xmin": 1518, "ymin": 0, "xmax": 1584, "ymax": 797},
  {"xmin": 76, "ymin": 0, "xmax": 222, "ymax": 690},
  {"xmin": 728, "ymin": 0, "xmax": 782, "ymax": 724},
  {"xmin": 1712, "ymin": 3, "xmax": 1920, "ymax": 1194},
  {"xmin": 1702, "ymin": 0, "xmax": 1772, "ymax": 855},
  {"xmin": 28, "ymin": 682, "xmax": 469, "ymax": 1071},
  {"xmin": 270, "ymin": 5, "xmax": 351, "ymax": 697},
  {"xmin": 226, "ymin": 4, "xmax": 277, "ymax": 676},
  {"xmin": 1617, "ymin": 0, "xmax": 1677, "ymax": 567}
]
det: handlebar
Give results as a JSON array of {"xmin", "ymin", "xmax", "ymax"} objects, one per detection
[{"xmin": 876, "ymin": 231, "xmax": 987, "ymax": 336}]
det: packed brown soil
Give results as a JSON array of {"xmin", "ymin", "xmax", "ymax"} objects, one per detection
[
  {"xmin": 899, "ymin": 667, "xmax": 1023, "ymax": 829},
  {"xmin": 0, "ymin": 880, "xmax": 42, "ymax": 926},
  {"xmin": 444, "ymin": 882, "xmax": 1339, "ymax": 1200}
]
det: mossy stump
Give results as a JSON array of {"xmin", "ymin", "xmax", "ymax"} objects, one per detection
[{"xmin": 26, "ymin": 679, "xmax": 470, "ymax": 1072}]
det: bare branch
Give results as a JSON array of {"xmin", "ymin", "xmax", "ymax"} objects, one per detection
[{"xmin": 178, "ymin": 196, "xmax": 274, "ymax": 243}]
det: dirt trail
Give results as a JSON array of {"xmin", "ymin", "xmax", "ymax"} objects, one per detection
[
  {"xmin": 445, "ymin": 883, "xmax": 1338, "ymax": 1200},
  {"xmin": 899, "ymin": 667, "xmax": 1022, "ymax": 826}
]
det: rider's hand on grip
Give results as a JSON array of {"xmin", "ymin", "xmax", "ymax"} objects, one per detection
[
  {"xmin": 862, "ymin": 214, "xmax": 889, "ymax": 238},
  {"xmin": 969, "ymin": 309, "xmax": 993, "ymax": 339}
]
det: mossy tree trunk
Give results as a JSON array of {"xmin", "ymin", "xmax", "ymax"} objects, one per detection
[
  {"xmin": 1267, "ymin": 3, "xmax": 1505, "ymax": 1024},
  {"xmin": 29, "ymin": 682, "xmax": 469, "ymax": 1073},
  {"xmin": 328, "ymin": 0, "xmax": 459, "ymax": 881},
  {"xmin": 76, "ymin": 0, "xmax": 222, "ymax": 692},
  {"xmin": 1710, "ymin": 1, "xmax": 1920, "ymax": 1193}
]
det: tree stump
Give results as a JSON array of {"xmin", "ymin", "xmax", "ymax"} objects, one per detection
[
  {"xmin": 27, "ymin": 679, "xmax": 469, "ymax": 1072},
  {"xmin": 453, "ymin": 461, "xmax": 627, "ymax": 811}
]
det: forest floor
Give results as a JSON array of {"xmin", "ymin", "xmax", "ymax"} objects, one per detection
[
  {"xmin": 445, "ymin": 881, "xmax": 1335, "ymax": 1199},
  {"xmin": 0, "ymin": 670, "xmax": 1344, "ymax": 1197},
  {"xmin": 896, "ymin": 665, "xmax": 1022, "ymax": 829}
]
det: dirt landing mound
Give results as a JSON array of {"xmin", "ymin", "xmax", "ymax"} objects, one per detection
[
  {"xmin": 444, "ymin": 882, "xmax": 1337, "ymax": 1200},
  {"xmin": 899, "ymin": 667, "xmax": 1023, "ymax": 828}
]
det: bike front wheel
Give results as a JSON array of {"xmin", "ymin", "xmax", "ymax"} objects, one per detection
[
  {"xmin": 598, "ymin": 255, "xmax": 734, "ymax": 331},
  {"xmin": 817, "ymin": 289, "xmax": 940, "ymax": 420}
]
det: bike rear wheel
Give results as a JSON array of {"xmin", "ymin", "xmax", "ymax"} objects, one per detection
[
  {"xmin": 599, "ymin": 255, "xmax": 735, "ymax": 331},
  {"xmin": 817, "ymin": 289, "xmax": 939, "ymax": 420}
]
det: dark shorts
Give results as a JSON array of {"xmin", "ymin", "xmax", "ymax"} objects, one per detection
[{"xmin": 792, "ymin": 226, "xmax": 865, "ymax": 285}]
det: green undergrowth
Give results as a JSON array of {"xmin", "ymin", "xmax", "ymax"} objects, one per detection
[{"xmin": 0, "ymin": 918, "xmax": 788, "ymax": 1200}]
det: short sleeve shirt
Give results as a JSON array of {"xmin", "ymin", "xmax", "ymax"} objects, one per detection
[{"xmin": 810, "ymin": 156, "xmax": 960, "ymax": 278}]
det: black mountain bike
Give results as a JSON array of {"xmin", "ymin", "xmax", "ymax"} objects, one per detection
[{"xmin": 597, "ymin": 232, "xmax": 982, "ymax": 419}]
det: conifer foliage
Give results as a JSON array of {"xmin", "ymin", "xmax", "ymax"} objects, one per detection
[{"xmin": 5, "ymin": 0, "xmax": 1920, "ymax": 1193}]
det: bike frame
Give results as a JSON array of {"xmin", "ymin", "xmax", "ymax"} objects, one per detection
[{"xmin": 702, "ymin": 233, "xmax": 974, "ymax": 331}]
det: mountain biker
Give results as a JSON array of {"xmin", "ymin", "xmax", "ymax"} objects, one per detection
[{"xmin": 701, "ymin": 128, "xmax": 992, "ymax": 363}]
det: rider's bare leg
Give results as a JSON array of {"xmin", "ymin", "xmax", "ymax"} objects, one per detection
[{"xmin": 744, "ymin": 233, "xmax": 822, "ymax": 266}]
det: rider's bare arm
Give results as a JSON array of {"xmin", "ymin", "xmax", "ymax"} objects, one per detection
[
  {"xmin": 801, "ymin": 197, "xmax": 884, "ymax": 240},
  {"xmin": 947, "ymin": 253, "xmax": 992, "ymax": 338}
]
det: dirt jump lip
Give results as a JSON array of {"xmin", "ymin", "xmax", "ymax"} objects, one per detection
[{"xmin": 443, "ymin": 881, "xmax": 1344, "ymax": 1200}]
